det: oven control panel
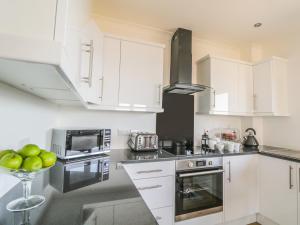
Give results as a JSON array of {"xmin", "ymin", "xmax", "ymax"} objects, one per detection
[{"xmin": 176, "ymin": 157, "xmax": 223, "ymax": 171}]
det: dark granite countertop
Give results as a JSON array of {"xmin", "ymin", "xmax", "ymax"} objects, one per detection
[{"xmin": 1, "ymin": 145, "xmax": 298, "ymax": 225}]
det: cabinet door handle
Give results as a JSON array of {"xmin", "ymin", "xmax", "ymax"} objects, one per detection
[
  {"xmin": 212, "ymin": 90, "xmax": 216, "ymax": 108},
  {"xmin": 137, "ymin": 169, "xmax": 163, "ymax": 174},
  {"xmin": 81, "ymin": 40, "xmax": 94, "ymax": 88},
  {"xmin": 289, "ymin": 165, "xmax": 293, "ymax": 189},
  {"xmin": 157, "ymin": 84, "xmax": 162, "ymax": 105},
  {"xmin": 137, "ymin": 185, "xmax": 162, "ymax": 191},
  {"xmin": 253, "ymin": 94, "xmax": 257, "ymax": 112},
  {"xmin": 228, "ymin": 161, "xmax": 231, "ymax": 183},
  {"xmin": 155, "ymin": 216, "xmax": 162, "ymax": 221},
  {"xmin": 99, "ymin": 77, "xmax": 104, "ymax": 99}
]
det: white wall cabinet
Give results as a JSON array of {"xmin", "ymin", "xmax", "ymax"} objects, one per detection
[
  {"xmin": 197, "ymin": 55, "xmax": 288, "ymax": 117},
  {"xmin": 123, "ymin": 161, "xmax": 175, "ymax": 225},
  {"xmin": 88, "ymin": 36, "xmax": 165, "ymax": 112},
  {"xmin": 259, "ymin": 155, "xmax": 297, "ymax": 225},
  {"xmin": 253, "ymin": 57, "xmax": 289, "ymax": 116},
  {"xmin": 223, "ymin": 155, "xmax": 258, "ymax": 223},
  {"xmin": 197, "ymin": 56, "xmax": 253, "ymax": 116}
]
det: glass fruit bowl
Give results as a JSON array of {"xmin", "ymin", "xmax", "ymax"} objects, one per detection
[{"xmin": 0, "ymin": 166, "xmax": 53, "ymax": 212}]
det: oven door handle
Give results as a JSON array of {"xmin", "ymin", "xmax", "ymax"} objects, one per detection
[{"xmin": 178, "ymin": 169, "xmax": 224, "ymax": 178}]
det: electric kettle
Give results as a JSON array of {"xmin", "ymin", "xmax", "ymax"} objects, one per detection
[{"xmin": 243, "ymin": 128, "xmax": 259, "ymax": 148}]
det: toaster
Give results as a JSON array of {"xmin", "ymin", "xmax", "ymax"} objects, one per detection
[{"xmin": 128, "ymin": 132, "xmax": 158, "ymax": 151}]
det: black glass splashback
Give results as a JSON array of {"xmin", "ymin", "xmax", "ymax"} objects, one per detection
[{"xmin": 156, "ymin": 92, "xmax": 194, "ymax": 143}]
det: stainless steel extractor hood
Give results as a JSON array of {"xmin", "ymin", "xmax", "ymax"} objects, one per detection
[{"xmin": 164, "ymin": 28, "xmax": 208, "ymax": 95}]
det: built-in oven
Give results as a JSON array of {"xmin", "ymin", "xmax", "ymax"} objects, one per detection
[
  {"xmin": 175, "ymin": 157, "xmax": 223, "ymax": 222},
  {"xmin": 50, "ymin": 156, "xmax": 110, "ymax": 193}
]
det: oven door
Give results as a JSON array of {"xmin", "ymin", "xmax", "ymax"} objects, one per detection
[
  {"xmin": 63, "ymin": 158, "xmax": 107, "ymax": 192},
  {"xmin": 176, "ymin": 168, "xmax": 223, "ymax": 221}
]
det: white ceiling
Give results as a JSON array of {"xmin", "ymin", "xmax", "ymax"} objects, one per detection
[{"xmin": 93, "ymin": 0, "xmax": 300, "ymax": 45}]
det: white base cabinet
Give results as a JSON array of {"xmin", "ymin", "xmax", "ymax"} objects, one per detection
[
  {"xmin": 259, "ymin": 155, "xmax": 297, "ymax": 225},
  {"xmin": 223, "ymin": 155, "xmax": 258, "ymax": 223},
  {"xmin": 123, "ymin": 161, "xmax": 175, "ymax": 225}
]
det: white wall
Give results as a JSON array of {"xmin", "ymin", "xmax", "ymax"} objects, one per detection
[
  {"xmin": 0, "ymin": 82, "xmax": 58, "ymax": 198},
  {"xmin": 57, "ymin": 107, "xmax": 156, "ymax": 149}
]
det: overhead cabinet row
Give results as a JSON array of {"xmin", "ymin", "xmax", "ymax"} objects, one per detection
[
  {"xmin": 0, "ymin": 0, "xmax": 164, "ymax": 113},
  {"xmin": 197, "ymin": 55, "xmax": 289, "ymax": 116}
]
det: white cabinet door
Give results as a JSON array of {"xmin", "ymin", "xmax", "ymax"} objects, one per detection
[
  {"xmin": 237, "ymin": 64, "xmax": 253, "ymax": 114},
  {"xmin": 151, "ymin": 207, "xmax": 174, "ymax": 225},
  {"xmin": 223, "ymin": 155, "xmax": 258, "ymax": 222},
  {"xmin": 253, "ymin": 61, "xmax": 273, "ymax": 113},
  {"xmin": 210, "ymin": 58, "xmax": 238, "ymax": 113},
  {"xmin": 77, "ymin": 20, "xmax": 103, "ymax": 104},
  {"xmin": 119, "ymin": 41, "xmax": 163, "ymax": 109},
  {"xmin": 99, "ymin": 37, "xmax": 121, "ymax": 106},
  {"xmin": 259, "ymin": 155, "xmax": 297, "ymax": 225},
  {"xmin": 0, "ymin": 0, "xmax": 57, "ymax": 40}
]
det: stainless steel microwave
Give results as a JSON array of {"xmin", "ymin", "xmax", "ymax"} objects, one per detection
[{"xmin": 51, "ymin": 129, "xmax": 111, "ymax": 159}]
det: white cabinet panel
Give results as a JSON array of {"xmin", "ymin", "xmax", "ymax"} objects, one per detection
[
  {"xmin": 237, "ymin": 64, "xmax": 253, "ymax": 113},
  {"xmin": 210, "ymin": 58, "xmax": 238, "ymax": 113},
  {"xmin": 119, "ymin": 41, "xmax": 163, "ymax": 108},
  {"xmin": 151, "ymin": 207, "xmax": 174, "ymax": 225},
  {"xmin": 223, "ymin": 155, "xmax": 258, "ymax": 222},
  {"xmin": 0, "ymin": 0, "xmax": 57, "ymax": 40},
  {"xmin": 259, "ymin": 155, "xmax": 297, "ymax": 225},
  {"xmin": 123, "ymin": 161, "xmax": 175, "ymax": 180},
  {"xmin": 133, "ymin": 176, "xmax": 174, "ymax": 209},
  {"xmin": 99, "ymin": 37, "xmax": 121, "ymax": 106}
]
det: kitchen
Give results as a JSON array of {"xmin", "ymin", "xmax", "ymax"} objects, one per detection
[{"xmin": 0, "ymin": 0, "xmax": 299, "ymax": 225}]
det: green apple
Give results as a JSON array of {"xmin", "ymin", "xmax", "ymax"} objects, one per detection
[
  {"xmin": 19, "ymin": 144, "xmax": 41, "ymax": 158},
  {"xmin": 22, "ymin": 156, "xmax": 42, "ymax": 172},
  {"xmin": 39, "ymin": 150, "xmax": 57, "ymax": 168},
  {"xmin": 0, "ymin": 149, "xmax": 15, "ymax": 159},
  {"xmin": 0, "ymin": 153, "xmax": 23, "ymax": 170}
]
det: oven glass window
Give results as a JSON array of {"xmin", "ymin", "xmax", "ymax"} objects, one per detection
[
  {"xmin": 176, "ymin": 171, "xmax": 223, "ymax": 217},
  {"xmin": 71, "ymin": 135, "xmax": 99, "ymax": 151}
]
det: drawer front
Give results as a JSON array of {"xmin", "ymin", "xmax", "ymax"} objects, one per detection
[
  {"xmin": 151, "ymin": 206, "xmax": 174, "ymax": 225},
  {"xmin": 124, "ymin": 161, "xmax": 175, "ymax": 179},
  {"xmin": 133, "ymin": 176, "xmax": 174, "ymax": 209}
]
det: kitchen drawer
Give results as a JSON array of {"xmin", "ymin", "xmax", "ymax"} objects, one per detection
[
  {"xmin": 123, "ymin": 161, "xmax": 175, "ymax": 179},
  {"xmin": 133, "ymin": 176, "xmax": 174, "ymax": 209},
  {"xmin": 151, "ymin": 206, "xmax": 174, "ymax": 225}
]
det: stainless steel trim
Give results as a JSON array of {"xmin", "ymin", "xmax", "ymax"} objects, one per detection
[
  {"xmin": 137, "ymin": 185, "xmax": 162, "ymax": 191},
  {"xmin": 228, "ymin": 161, "xmax": 231, "ymax": 183},
  {"xmin": 289, "ymin": 165, "xmax": 293, "ymax": 189},
  {"xmin": 99, "ymin": 77, "xmax": 104, "ymax": 99},
  {"xmin": 81, "ymin": 40, "xmax": 94, "ymax": 87},
  {"xmin": 157, "ymin": 84, "xmax": 162, "ymax": 104},
  {"xmin": 136, "ymin": 169, "xmax": 163, "ymax": 174},
  {"xmin": 179, "ymin": 169, "xmax": 224, "ymax": 178},
  {"xmin": 175, "ymin": 206, "xmax": 223, "ymax": 222}
]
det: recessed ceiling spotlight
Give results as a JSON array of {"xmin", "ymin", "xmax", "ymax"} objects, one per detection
[{"xmin": 254, "ymin": 23, "xmax": 262, "ymax": 28}]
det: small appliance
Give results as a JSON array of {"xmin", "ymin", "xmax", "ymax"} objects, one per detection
[
  {"xmin": 176, "ymin": 157, "xmax": 224, "ymax": 221},
  {"xmin": 242, "ymin": 128, "xmax": 259, "ymax": 149},
  {"xmin": 51, "ymin": 128, "xmax": 111, "ymax": 159},
  {"xmin": 128, "ymin": 132, "xmax": 158, "ymax": 151}
]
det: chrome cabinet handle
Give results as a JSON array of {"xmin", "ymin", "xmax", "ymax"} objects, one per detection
[
  {"xmin": 81, "ymin": 40, "xmax": 94, "ymax": 88},
  {"xmin": 212, "ymin": 89, "xmax": 216, "ymax": 108},
  {"xmin": 179, "ymin": 169, "xmax": 224, "ymax": 178},
  {"xmin": 253, "ymin": 94, "xmax": 257, "ymax": 112},
  {"xmin": 99, "ymin": 77, "xmax": 104, "ymax": 99},
  {"xmin": 289, "ymin": 165, "xmax": 293, "ymax": 189},
  {"xmin": 157, "ymin": 84, "xmax": 162, "ymax": 104},
  {"xmin": 137, "ymin": 185, "xmax": 162, "ymax": 191},
  {"xmin": 155, "ymin": 216, "xmax": 162, "ymax": 221},
  {"xmin": 137, "ymin": 169, "xmax": 163, "ymax": 174},
  {"xmin": 228, "ymin": 161, "xmax": 231, "ymax": 183}
]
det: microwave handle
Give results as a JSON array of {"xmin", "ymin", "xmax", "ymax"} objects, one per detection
[{"xmin": 179, "ymin": 169, "xmax": 224, "ymax": 178}]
